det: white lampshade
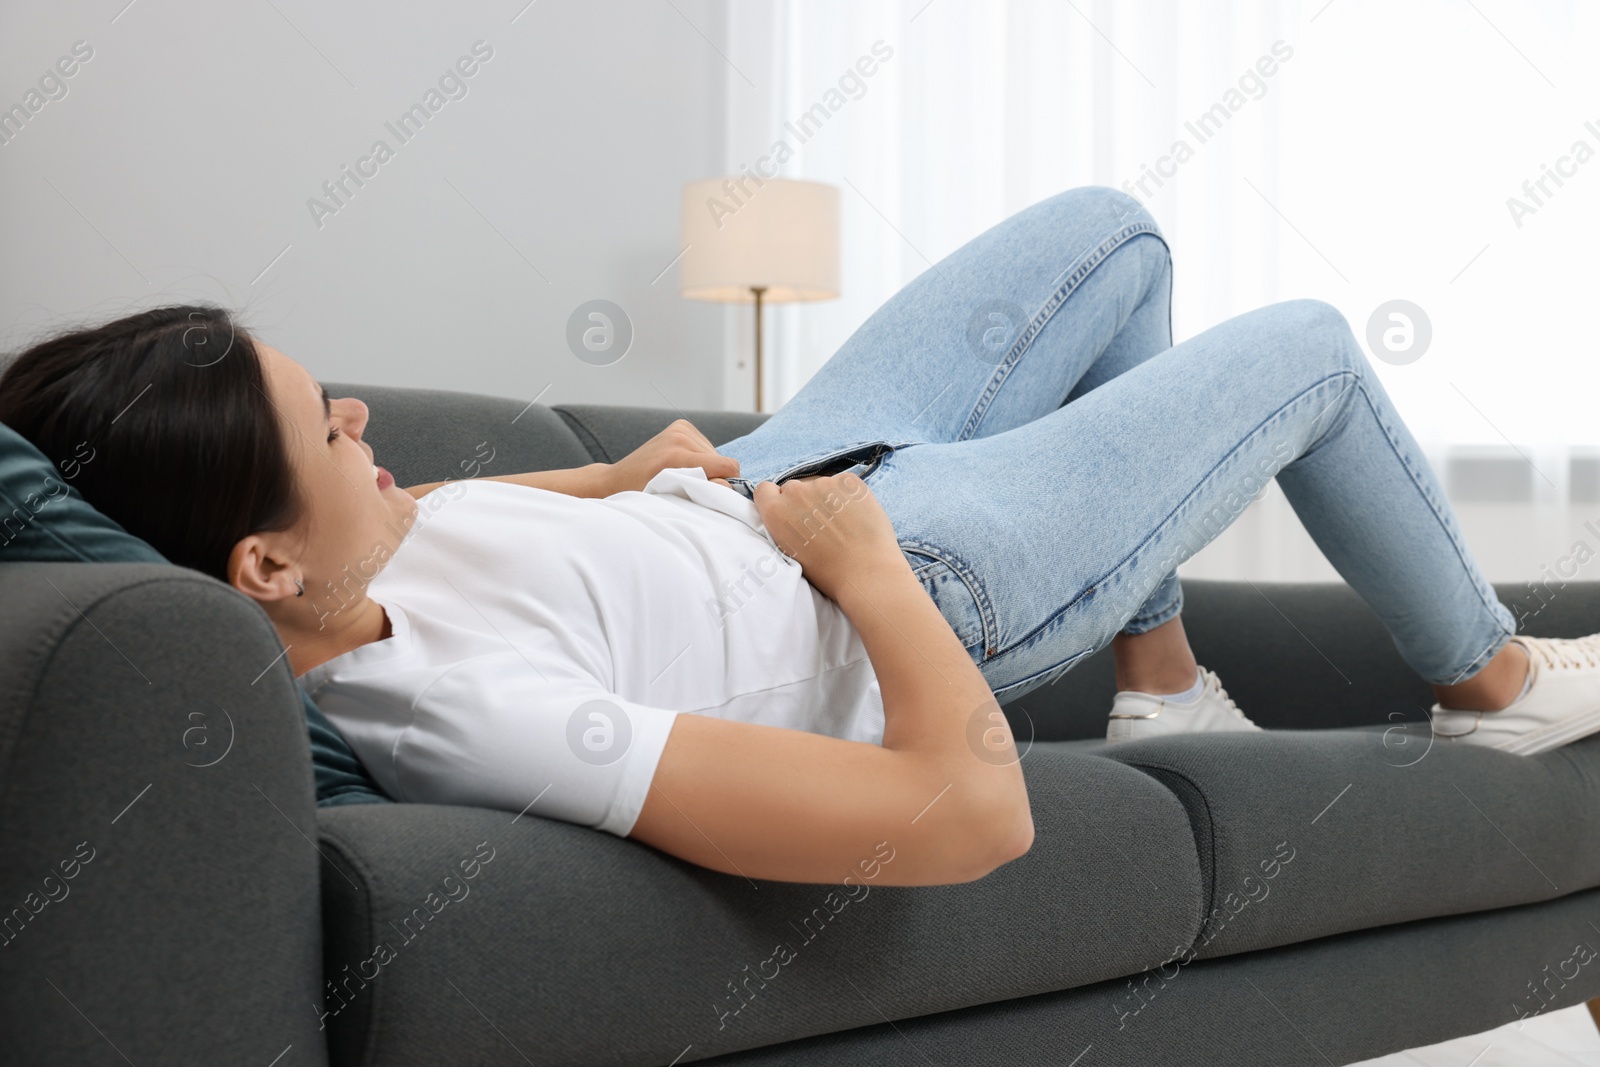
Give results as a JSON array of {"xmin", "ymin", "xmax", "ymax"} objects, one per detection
[{"xmin": 679, "ymin": 178, "xmax": 840, "ymax": 303}]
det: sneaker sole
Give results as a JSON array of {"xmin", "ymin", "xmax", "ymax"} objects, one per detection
[
  {"xmin": 1104, "ymin": 722, "xmax": 1264, "ymax": 743},
  {"xmin": 1495, "ymin": 702, "xmax": 1600, "ymax": 755}
]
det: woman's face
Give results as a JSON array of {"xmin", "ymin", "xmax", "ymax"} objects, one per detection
[{"xmin": 250, "ymin": 343, "xmax": 417, "ymax": 607}]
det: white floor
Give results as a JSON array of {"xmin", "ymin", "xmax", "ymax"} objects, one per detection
[{"xmin": 1351, "ymin": 1004, "xmax": 1600, "ymax": 1066}]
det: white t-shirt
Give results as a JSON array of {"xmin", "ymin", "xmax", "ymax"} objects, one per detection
[{"xmin": 300, "ymin": 469, "xmax": 885, "ymax": 836}]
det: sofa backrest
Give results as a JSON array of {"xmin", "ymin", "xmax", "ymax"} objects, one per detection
[{"xmin": 323, "ymin": 383, "xmax": 768, "ymax": 488}]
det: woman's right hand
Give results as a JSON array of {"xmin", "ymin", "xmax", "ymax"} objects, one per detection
[
  {"xmin": 637, "ymin": 470, "xmax": 1034, "ymax": 888},
  {"xmin": 751, "ymin": 473, "xmax": 909, "ymax": 603}
]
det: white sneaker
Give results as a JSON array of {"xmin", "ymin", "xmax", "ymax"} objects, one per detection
[
  {"xmin": 1429, "ymin": 635, "xmax": 1600, "ymax": 755},
  {"xmin": 1106, "ymin": 668, "xmax": 1263, "ymax": 742}
]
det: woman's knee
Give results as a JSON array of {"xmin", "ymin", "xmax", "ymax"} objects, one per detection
[
  {"xmin": 1263, "ymin": 299, "xmax": 1366, "ymax": 378},
  {"xmin": 1038, "ymin": 186, "xmax": 1164, "ymax": 243}
]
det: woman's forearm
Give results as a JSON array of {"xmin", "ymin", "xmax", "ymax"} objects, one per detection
[
  {"xmin": 634, "ymin": 567, "xmax": 1035, "ymax": 886},
  {"xmin": 632, "ymin": 472, "xmax": 1033, "ymax": 885},
  {"xmin": 834, "ymin": 566, "xmax": 1032, "ymax": 845},
  {"xmin": 836, "ymin": 566, "xmax": 996, "ymax": 753}
]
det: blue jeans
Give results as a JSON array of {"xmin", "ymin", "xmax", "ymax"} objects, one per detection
[{"xmin": 717, "ymin": 187, "xmax": 1514, "ymax": 702}]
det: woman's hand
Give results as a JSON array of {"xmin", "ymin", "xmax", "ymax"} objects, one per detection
[
  {"xmin": 751, "ymin": 473, "xmax": 910, "ymax": 603},
  {"xmin": 604, "ymin": 419, "xmax": 741, "ymax": 495},
  {"xmin": 636, "ymin": 470, "xmax": 1033, "ymax": 887}
]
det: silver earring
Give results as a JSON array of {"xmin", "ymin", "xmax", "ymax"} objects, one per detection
[{"xmin": 294, "ymin": 579, "xmax": 305, "ymax": 598}]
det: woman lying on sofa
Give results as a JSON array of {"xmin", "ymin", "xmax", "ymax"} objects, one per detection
[{"xmin": 3, "ymin": 187, "xmax": 1597, "ymax": 888}]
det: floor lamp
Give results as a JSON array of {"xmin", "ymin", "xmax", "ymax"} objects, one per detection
[{"xmin": 678, "ymin": 178, "xmax": 840, "ymax": 413}]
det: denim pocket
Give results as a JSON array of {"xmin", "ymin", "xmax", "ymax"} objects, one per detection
[{"xmin": 901, "ymin": 544, "xmax": 994, "ymax": 658}]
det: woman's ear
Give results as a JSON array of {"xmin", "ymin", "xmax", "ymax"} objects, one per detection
[{"xmin": 227, "ymin": 533, "xmax": 298, "ymax": 602}]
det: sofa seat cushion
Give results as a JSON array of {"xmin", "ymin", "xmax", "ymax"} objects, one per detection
[
  {"xmin": 316, "ymin": 746, "xmax": 1203, "ymax": 1067},
  {"xmin": 696, "ymin": 884, "xmax": 1600, "ymax": 1067},
  {"xmin": 1090, "ymin": 727, "xmax": 1600, "ymax": 960}
]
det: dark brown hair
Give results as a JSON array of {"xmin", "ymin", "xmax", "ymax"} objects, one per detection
[{"xmin": 0, "ymin": 305, "xmax": 303, "ymax": 580}]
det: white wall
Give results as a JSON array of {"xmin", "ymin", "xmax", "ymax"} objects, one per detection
[{"xmin": 0, "ymin": 0, "xmax": 733, "ymax": 410}]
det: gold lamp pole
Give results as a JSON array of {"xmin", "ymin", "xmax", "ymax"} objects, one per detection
[
  {"xmin": 750, "ymin": 285, "xmax": 766, "ymax": 412},
  {"xmin": 678, "ymin": 179, "xmax": 841, "ymax": 413}
]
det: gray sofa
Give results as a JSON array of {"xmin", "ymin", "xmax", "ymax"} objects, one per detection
[{"xmin": 4, "ymin": 382, "xmax": 1600, "ymax": 1067}]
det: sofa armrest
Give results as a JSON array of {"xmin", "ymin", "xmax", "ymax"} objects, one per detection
[{"xmin": 0, "ymin": 562, "xmax": 329, "ymax": 1066}]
